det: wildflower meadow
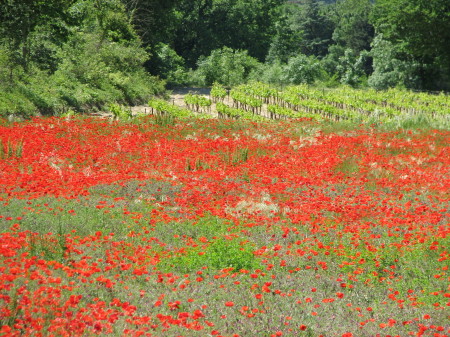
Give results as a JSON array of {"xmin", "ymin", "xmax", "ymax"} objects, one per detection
[{"xmin": 0, "ymin": 112, "xmax": 449, "ymax": 336}]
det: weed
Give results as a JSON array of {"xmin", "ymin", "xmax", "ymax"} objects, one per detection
[
  {"xmin": 109, "ymin": 103, "xmax": 133, "ymax": 121},
  {"xmin": 333, "ymin": 156, "xmax": 359, "ymax": 175},
  {"xmin": 218, "ymin": 147, "xmax": 250, "ymax": 166},
  {"xmin": 151, "ymin": 215, "xmax": 233, "ymax": 248},
  {"xmin": 0, "ymin": 138, "xmax": 24, "ymax": 159},
  {"xmin": 88, "ymin": 179, "xmax": 181, "ymax": 202},
  {"xmin": 232, "ymin": 147, "xmax": 249, "ymax": 165},
  {"xmin": 155, "ymin": 113, "xmax": 176, "ymax": 126},
  {"xmin": 185, "ymin": 157, "xmax": 211, "ymax": 171},
  {"xmin": 27, "ymin": 233, "xmax": 64, "ymax": 262},
  {"xmin": 161, "ymin": 237, "xmax": 262, "ymax": 274}
]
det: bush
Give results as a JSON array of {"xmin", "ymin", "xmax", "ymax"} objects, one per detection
[
  {"xmin": 162, "ymin": 237, "xmax": 261, "ymax": 274},
  {"xmin": 0, "ymin": 0, "xmax": 166, "ymax": 117},
  {"xmin": 248, "ymin": 61, "xmax": 287, "ymax": 86},
  {"xmin": 17, "ymin": 72, "xmax": 65, "ymax": 115},
  {"xmin": 195, "ymin": 47, "xmax": 261, "ymax": 87},
  {"xmin": 0, "ymin": 88, "xmax": 37, "ymax": 118},
  {"xmin": 368, "ymin": 34, "xmax": 419, "ymax": 90},
  {"xmin": 148, "ymin": 43, "xmax": 189, "ymax": 87},
  {"xmin": 281, "ymin": 54, "xmax": 323, "ymax": 85}
]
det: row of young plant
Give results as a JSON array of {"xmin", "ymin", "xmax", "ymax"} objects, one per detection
[
  {"xmin": 212, "ymin": 83, "xmax": 366, "ymax": 121},
  {"xmin": 223, "ymin": 82, "xmax": 450, "ymax": 123},
  {"xmin": 290, "ymin": 85, "xmax": 450, "ymax": 117},
  {"xmin": 211, "ymin": 82, "xmax": 276, "ymax": 119},
  {"xmin": 149, "ymin": 95, "xmax": 255, "ymax": 121},
  {"xmin": 184, "ymin": 94, "xmax": 212, "ymax": 113},
  {"xmin": 267, "ymin": 105, "xmax": 324, "ymax": 121},
  {"xmin": 148, "ymin": 99, "xmax": 191, "ymax": 118},
  {"xmin": 145, "ymin": 82, "xmax": 449, "ymax": 124},
  {"xmin": 216, "ymin": 102, "xmax": 264, "ymax": 121}
]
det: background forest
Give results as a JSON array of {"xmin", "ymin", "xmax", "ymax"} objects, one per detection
[{"xmin": 1, "ymin": 0, "xmax": 449, "ymax": 116}]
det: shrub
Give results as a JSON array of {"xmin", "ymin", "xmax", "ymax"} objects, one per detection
[
  {"xmin": 281, "ymin": 54, "xmax": 323, "ymax": 85},
  {"xmin": 148, "ymin": 43, "xmax": 190, "ymax": 87},
  {"xmin": 195, "ymin": 47, "xmax": 261, "ymax": 87},
  {"xmin": 368, "ymin": 34, "xmax": 420, "ymax": 90},
  {"xmin": 162, "ymin": 237, "xmax": 261, "ymax": 274},
  {"xmin": 0, "ymin": 88, "xmax": 37, "ymax": 118}
]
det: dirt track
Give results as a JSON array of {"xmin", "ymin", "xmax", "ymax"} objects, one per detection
[
  {"xmin": 170, "ymin": 87, "xmax": 212, "ymax": 106},
  {"xmin": 118, "ymin": 88, "xmax": 214, "ymax": 117},
  {"xmin": 92, "ymin": 87, "xmax": 269, "ymax": 119}
]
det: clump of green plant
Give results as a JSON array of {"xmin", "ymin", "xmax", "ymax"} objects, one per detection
[
  {"xmin": 218, "ymin": 146, "xmax": 250, "ymax": 165},
  {"xmin": 58, "ymin": 109, "xmax": 76, "ymax": 121},
  {"xmin": 149, "ymin": 215, "xmax": 233, "ymax": 251},
  {"xmin": 334, "ymin": 156, "xmax": 359, "ymax": 175},
  {"xmin": 155, "ymin": 113, "xmax": 176, "ymax": 126},
  {"xmin": 161, "ymin": 237, "xmax": 261, "ymax": 274},
  {"xmin": 232, "ymin": 147, "xmax": 249, "ymax": 165},
  {"xmin": 185, "ymin": 157, "xmax": 210, "ymax": 171},
  {"xmin": 0, "ymin": 138, "xmax": 24, "ymax": 159},
  {"xmin": 27, "ymin": 232, "xmax": 66, "ymax": 262},
  {"xmin": 109, "ymin": 103, "xmax": 132, "ymax": 120}
]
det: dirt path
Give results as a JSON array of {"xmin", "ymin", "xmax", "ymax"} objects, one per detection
[
  {"xmin": 90, "ymin": 87, "xmax": 271, "ymax": 119},
  {"xmin": 169, "ymin": 87, "xmax": 218, "ymax": 117},
  {"xmin": 119, "ymin": 87, "xmax": 215, "ymax": 116},
  {"xmin": 170, "ymin": 87, "xmax": 212, "ymax": 107},
  {"xmin": 167, "ymin": 88, "xmax": 272, "ymax": 119}
]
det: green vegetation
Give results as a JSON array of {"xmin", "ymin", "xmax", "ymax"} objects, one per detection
[
  {"xmin": 184, "ymin": 94, "xmax": 212, "ymax": 113},
  {"xmin": 148, "ymin": 82, "xmax": 449, "ymax": 129},
  {"xmin": 148, "ymin": 99, "xmax": 191, "ymax": 118},
  {"xmin": 0, "ymin": 0, "xmax": 164, "ymax": 117},
  {"xmin": 161, "ymin": 237, "xmax": 262, "ymax": 274},
  {"xmin": 146, "ymin": 0, "xmax": 449, "ymax": 91},
  {"xmin": 1, "ymin": 0, "xmax": 449, "ymax": 118},
  {"xmin": 0, "ymin": 138, "xmax": 24, "ymax": 159}
]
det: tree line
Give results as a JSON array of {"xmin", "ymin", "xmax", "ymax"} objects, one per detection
[{"xmin": 1, "ymin": 0, "xmax": 449, "ymax": 116}]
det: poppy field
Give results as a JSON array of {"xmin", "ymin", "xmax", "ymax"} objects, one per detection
[{"xmin": 0, "ymin": 115, "xmax": 449, "ymax": 337}]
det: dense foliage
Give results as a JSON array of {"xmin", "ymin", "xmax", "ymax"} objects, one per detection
[
  {"xmin": 1, "ymin": 0, "xmax": 449, "ymax": 115},
  {"xmin": 142, "ymin": 0, "xmax": 449, "ymax": 91},
  {"xmin": 0, "ymin": 0, "xmax": 165, "ymax": 117}
]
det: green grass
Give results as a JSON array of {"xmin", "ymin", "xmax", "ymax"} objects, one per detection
[{"xmin": 160, "ymin": 236, "xmax": 263, "ymax": 274}]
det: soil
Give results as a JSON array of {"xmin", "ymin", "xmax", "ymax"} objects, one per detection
[
  {"xmin": 170, "ymin": 87, "xmax": 212, "ymax": 106},
  {"xmin": 90, "ymin": 87, "xmax": 271, "ymax": 119}
]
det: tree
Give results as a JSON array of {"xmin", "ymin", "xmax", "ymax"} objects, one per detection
[
  {"xmin": 336, "ymin": 49, "xmax": 367, "ymax": 87},
  {"xmin": 331, "ymin": 0, "xmax": 374, "ymax": 54},
  {"xmin": 290, "ymin": 0, "xmax": 334, "ymax": 57},
  {"xmin": 149, "ymin": 43, "xmax": 189, "ymax": 87},
  {"xmin": 282, "ymin": 54, "xmax": 323, "ymax": 85},
  {"xmin": 121, "ymin": 0, "xmax": 178, "ymax": 47},
  {"xmin": 371, "ymin": 0, "xmax": 450, "ymax": 89},
  {"xmin": 0, "ymin": 0, "xmax": 75, "ymax": 75},
  {"xmin": 171, "ymin": 0, "xmax": 216, "ymax": 68},
  {"xmin": 266, "ymin": 7, "xmax": 304, "ymax": 63},
  {"xmin": 171, "ymin": 0, "xmax": 284, "ymax": 68},
  {"xmin": 216, "ymin": 0, "xmax": 285, "ymax": 61},
  {"xmin": 368, "ymin": 34, "xmax": 419, "ymax": 90},
  {"xmin": 0, "ymin": 0, "xmax": 163, "ymax": 116},
  {"xmin": 195, "ymin": 47, "xmax": 260, "ymax": 86},
  {"xmin": 53, "ymin": 0, "xmax": 154, "ymax": 105}
]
